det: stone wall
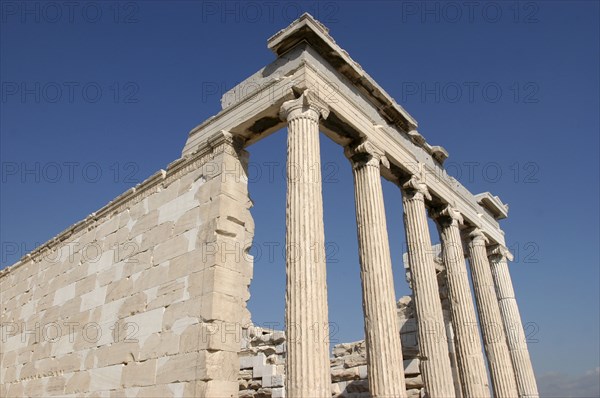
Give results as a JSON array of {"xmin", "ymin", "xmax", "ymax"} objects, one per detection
[{"xmin": 0, "ymin": 131, "xmax": 254, "ymax": 397}]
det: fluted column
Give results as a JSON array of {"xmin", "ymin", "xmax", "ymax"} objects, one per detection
[
  {"xmin": 280, "ymin": 91, "xmax": 331, "ymax": 398},
  {"xmin": 401, "ymin": 175, "xmax": 456, "ymax": 398},
  {"xmin": 432, "ymin": 206, "xmax": 490, "ymax": 397},
  {"xmin": 488, "ymin": 245, "xmax": 539, "ymax": 398},
  {"xmin": 346, "ymin": 141, "xmax": 407, "ymax": 397},
  {"xmin": 466, "ymin": 228, "xmax": 518, "ymax": 397}
]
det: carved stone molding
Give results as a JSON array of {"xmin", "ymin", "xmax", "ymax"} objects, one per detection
[
  {"xmin": 344, "ymin": 139, "xmax": 388, "ymax": 169},
  {"xmin": 430, "ymin": 204, "xmax": 464, "ymax": 227},
  {"xmin": 401, "ymin": 174, "xmax": 432, "ymax": 201},
  {"xmin": 279, "ymin": 89, "xmax": 330, "ymax": 122},
  {"xmin": 487, "ymin": 244, "xmax": 514, "ymax": 262}
]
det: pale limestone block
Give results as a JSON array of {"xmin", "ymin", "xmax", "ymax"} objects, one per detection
[
  {"xmin": 129, "ymin": 210, "xmax": 159, "ymax": 239},
  {"xmin": 147, "ymin": 284, "xmax": 186, "ymax": 310},
  {"xmin": 138, "ymin": 331, "xmax": 179, "ymax": 361},
  {"xmin": 167, "ymin": 251, "xmax": 205, "ymax": 281},
  {"xmin": 152, "ymin": 234, "xmax": 189, "ymax": 265},
  {"xmin": 173, "ymin": 206, "xmax": 202, "ymax": 236},
  {"xmin": 118, "ymin": 292, "xmax": 147, "ymax": 319},
  {"xmin": 205, "ymin": 350, "xmax": 239, "ymax": 380},
  {"xmin": 75, "ymin": 275, "xmax": 98, "ymax": 296},
  {"xmin": 57, "ymin": 352, "xmax": 83, "ymax": 373},
  {"xmin": 404, "ymin": 358, "xmax": 421, "ymax": 375},
  {"xmin": 200, "ymin": 379, "xmax": 240, "ymax": 398},
  {"xmin": 171, "ymin": 316, "xmax": 200, "ymax": 336},
  {"xmin": 95, "ymin": 342, "xmax": 139, "ymax": 367},
  {"xmin": 204, "ymin": 194, "xmax": 249, "ymax": 224},
  {"xmin": 124, "ymin": 307, "xmax": 165, "ymax": 347},
  {"xmin": 97, "ymin": 267, "xmax": 119, "ymax": 289},
  {"xmin": 19, "ymin": 299, "xmax": 36, "ymax": 321},
  {"xmin": 358, "ymin": 365, "xmax": 367, "ymax": 379},
  {"xmin": 200, "ymin": 291, "xmax": 243, "ymax": 322},
  {"xmin": 133, "ymin": 264, "xmax": 169, "ymax": 291},
  {"xmin": 24, "ymin": 378, "xmax": 47, "ymax": 397},
  {"xmin": 89, "ymin": 364, "xmax": 124, "ymax": 391},
  {"xmin": 406, "ymin": 374, "xmax": 424, "ymax": 389},
  {"xmin": 97, "ymin": 297, "xmax": 126, "ymax": 326},
  {"xmin": 162, "ymin": 297, "xmax": 203, "ymax": 331},
  {"xmin": 6, "ymin": 383, "xmax": 24, "ymax": 398},
  {"xmin": 407, "ymin": 389, "xmax": 421, "ymax": 398},
  {"xmin": 176, "ymin": 167, "xmax": 205, "ymax": 194},
  {"xmin": 96, "ymin": 216, "xmax": 120, "ymax": 239},
  {"xmin": 53, "ymin": 282, "xmax": 76, "ymax": 306},
  {"xmin": 121, "ymin": 251, "xmax": 153, "ymax": 278},
  {"xmin": 157, "ymin": 277, "xmax": 186, "ymax": 297},
  {"xmin": 239, "ymin": 355, "xmax": 254, "ymax": 370},
  {"xmin": 200, "ymin": 266, "xmax": 245, "ymax": 298},
  {"xmin": 18, "ymin": 347, "xmax": 34, "ymax": 366},
  {"xmin": 186, "ymin": 269, "xmax": 206, "ymax": 298},
  {"xmin": 263, "ymin": 374, "xmax": 284, "ymax": 388},
  {"xmin": 167, "ymin": 382, "xmax": 186, "ymax": 397},
  {"xmin": 64, "ymin": 308, "xmax": 91, "ymax": 329},
  {"xmin": 343, "ymin": 354, "xmax": 366, "ymax": 368},
  {"xmin": 46, "ymin": 374, "xmax": 67, "ymax": 395},
  {"xmin": 105, "ymin": 278, "xmax": 134, "ymax": 303},
  {"xmin": 331, "ymin": 366, "xmax": 360, "ymax": 382},
  {"xmin": 121, "ymin": 359, "xmax": 157, "ymax": 387},
  {"xmin": 81, "ymin": 285, "xmax": 108, "ymax": 312},
  {"xmin": 140, "ymin": 222, "xmax": 174, "ymax": 252},
  {"xmin": 4, "ymin": 332, "xmax": 26, "ymax": 353},
  {"xmin": 118, "ymin": 210, "xmax": 131, "ymax": 229},
  {"xmin": 130, "ymin": 197, "xmax": 149, "ymax": 219},
  {"xmin": 195, "ymin": 320, "xmax": 242, "ymax": 353},
  {"xmin": 157, "ymin": 178, "xmax": 204, "ymax": 224},
  {"xmin": 133, "ymin": 384, "xmax": 176, "ymax": 398},
  {"xmin": 51, "ymin": 331, "xmax": 75, "ymax": 357},
  {"xmin": 184, "ymin": 229, "xmax": 198, "ymax": 252},
  {"xmin": 156, "ymin": 352, "xmax": 206, "ymax": 384},
  {"xmin": 148, "ymin": 181, "xmax": 180, "ymax": 212}
]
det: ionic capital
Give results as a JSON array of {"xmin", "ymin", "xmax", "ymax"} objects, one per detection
[
  {"xmin": 401, "ymin": 175, "xmax": 432, "ymax": 201},
  {"xmin": 467, "ymin": 227, "xmax": 489, "ymax": 245},
  {"xmin": 430, "ymin": 204, "xmax": 464, "ymax": 227},
  {"xmin": 279, "ymin": 90, "xmax": 330, "ymax": 122},
  {"xmin": 344, "ymin": 139, "xmax": 388, "ymax": 169},
  {"xmin": 487, "ymin": 244, "xmax": 514, "ymax": 262}
]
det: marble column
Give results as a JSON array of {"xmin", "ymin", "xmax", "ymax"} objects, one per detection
[
  {"xmin": 280, "ymin": 91, "xmax": 331, "ymax": 398},
  {"xmin": 346, "ymin": 141, "xmax": 407, "ymax": 397},
  {"xmin": 466, "ymin": 228, "xmax": 518, "ymax": 398},
  {"xmin": 432, "ymin": 206, "xmax": 491, "ymax": 397},
  {"xmin": 488, "ymin": 245, "xmax": 539, "ymax": 398},
  {"xmin": 401, "ymin": 175, "xmax": 456, "ymax": 398}
]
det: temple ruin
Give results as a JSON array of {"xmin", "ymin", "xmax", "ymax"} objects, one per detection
[{"xmin": 0, "ymin": 14, "xmax": 538, "ymax": 398}]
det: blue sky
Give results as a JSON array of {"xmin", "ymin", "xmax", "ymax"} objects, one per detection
[{"xmin": 1, "ymin": 1, "xmax": 598, "ymax": 395}]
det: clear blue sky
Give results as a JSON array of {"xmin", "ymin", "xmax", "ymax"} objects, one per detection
[{"xmin": 1, "ymin": 2, "xmax": 598, "ymax": 396}]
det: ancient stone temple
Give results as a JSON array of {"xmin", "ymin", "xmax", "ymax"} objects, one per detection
[{"xmin": 0, "ymin": 14, "xmax": 538, "ymax": 398}]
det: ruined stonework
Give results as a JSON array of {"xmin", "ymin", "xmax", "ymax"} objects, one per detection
[
  {"xmin": 238, "ymin": 297, "xmax": 424, "ymax": 398},
  {"xmin": 1, "ymin": 13, "xmax": 538, "ymax": 398}
]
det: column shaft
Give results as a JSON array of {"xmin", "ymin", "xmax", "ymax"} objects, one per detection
[
  {"xmin": 348, "ymin": 142, "xmax": 407, "ymax": 397},
  {"xmin": 434, "ymin": 207, "xmax": 490, "ymax": 397},
  {"xmin": 489, "ymin": 247, "xmax": 539, "ymax": 398},
  {"xmin": 467, "ymin": 229, "xmax": 518, "ymax": 398},
  {"xmin": 281, "ymin": 92, "xmax": 331, "ymax": 397},
  {"xmin": 401, "ymin": 176, "xmax": 456, "ymax": 398}
]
